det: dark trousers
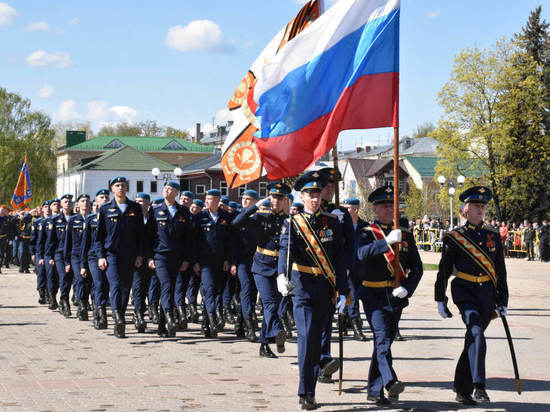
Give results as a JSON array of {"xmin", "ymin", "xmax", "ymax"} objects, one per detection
[
  {"xmin": 186, "ymin": 271, "xmax": 200, "ymax": 304},
  {"xmin": 238, "ymin": 262, "xmax": 257, "ymax": 317},
  {"xmin": 105, "ymin": 253, "xmax": 134, "ymax": 313},
  {"xmin": 18, "ymin": 239, "xmax": 31, "ymax": 270},
  {"xmin": 154, "ymin": 252, "xmax": 179, "ymax": 313},
  {"xmin": 71, "ymin": 257, "xmax": 91, "ymax": 303},
  {"xmin": 525, "ymin": 241, "xmax": 534, "ymax": 260},
  {"xmin": 55, "ymin": 252, "xmax": 73, "ymax": 299},
  {"xmin": 132, "ymin": 266, "xmax": 152, "ymax": 312},
  {"xmin": 454, "ymin": 306, "xmax": 493, "ymax": 394},
  {"xmin": 44, "ymin": 255, "xmax": 59, "ymax": 294},
  {"xmin": 88, "ymin": 256, "xmax": 108, "ymax": 306},
  {"xmin": 253, "ymin": 273, "xmax": 281, "ymax": 344},
  {"xmin": 200, "ymin": 263, "xmax": 224, "ymax": 315},
  {"xmin": 223, "ymin": 273, "xmax": 237, "ymax": 307},
  {"xmin": 148, "ymin": 271, "xmax": 160, "ymax": 305},
  {"xmin": 291, "ymin": 271, "xmax": 331, "ymax": 397},
  {"xmin": 347, "ymin": 275, "xmax": 361, "ymax": 319},
  {"xmin": 174, "ymin": 269, "xmax": 191, "ymax": 307},
  {"xmin": 36, "ymin": 258, "xmax": 47, "ymax": 290},
  {"xmin": 363, "ymin": 304, "xmax": 400, "ymax": 396},
  {"xmin": 0, "ymin": 237, "xmax": 8, "ymax": 266},
  {"xmin": 320, "ymin": 302, "xmax": 336, "ymax": 363}
]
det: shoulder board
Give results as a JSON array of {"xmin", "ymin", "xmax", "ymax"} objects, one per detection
[
  {"xmin": 320, "ymin": 211, "xmax": 337, "ymax": 219},
  {"xmin": 257, "ymin": 210, "xmax": 270, "ymax": 214},
  {"xmin": 456, "ymin": 226, "xmax": 466, "ymax": 234},
  {"xmin": 483, "ymin": 224, "xmax": 499, "ymax": 233}
]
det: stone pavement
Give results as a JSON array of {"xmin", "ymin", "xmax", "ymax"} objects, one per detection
[{"xmin": 1, "ymin": 252, "xmax": 549, "ymax": 411}]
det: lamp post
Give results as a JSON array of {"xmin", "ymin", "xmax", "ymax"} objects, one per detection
[
  {"xmin": 151, "ymin": 167, "xmax": 183, "ymax": 184},
  {"xmin": 438, "ymin": 175, "xmax": 465, "ymax": 229}
]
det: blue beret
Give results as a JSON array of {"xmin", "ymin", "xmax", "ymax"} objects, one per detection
[
  {"xmin": 181, "ymin": 191, "xmax": 195, "ymax": 199},
  {"xmin": 136, "ymin": 192, "xmax": 150, "ymax": 201},
  {"xmin": 459, "ymin": 186, "xmax": 492, "ymax": 204},
  {"xmin": 109, "ymin": 176, "xmax": 127, "ymax": 187},
  {"xmin": 318, "ymin": 167, "xmax": 341, "ymax": 182},
  {"xmin": 292, "ymin": 201, "xmax": 304, "ymax": 211},
  {"xmin": 49, "ymin": 198, "xmax": 60, "ymax": 205},
  {"xmin": 207, "ymin": 189, "xmax": 221, "ymax": 197},
  {"xmin": 164, "ymin": 181, "xmax": 180, "ymax": 191},
  {"xmin": 193, "ymin": 199, "xmax": 205, "ymax": 208},
  {"xmin": 228, "ymin": 201, "xmax": 240, "ymax": 209},
  {"xmin": 151, "ymin": 197, "xmax": 164, "ymax": 205},
  {"xmin": 221, "ymin": 195, "xmax": 230, "ymax": 205},
  {"xmin": 243, "ymin": 189, "xmax": 258, "ymax": 199},
  {"xmin": 294, "ymin": 171, "xmax": 327, "ymax": 192},
  {"xmin": 268, "ymin": 182, "xmax": 291, "ymax": 196},
  {"xmin": 287, "ymin": 193, "xmax": 294, "ymax": 202},
  {"xmin": 60, "ymin": 194, "xmax": 73, "ymax": 201},
  {"xmin": 76, "ymin": 194, "xmax": 90, "ymax": 201},
  {"xmin": 95, "ymin": 189, "xmax": 109, "ymax": 197},
  {"xmin": 41, "ymin": 201, "xmax": 49, "ymax": 207},
  {"xmin": 344, "ymin": 197, "xmax": 360, "ymax": 206},
  {"xmin": 368, "ymin": 186, "xmax": 394, "ymax": 204}
]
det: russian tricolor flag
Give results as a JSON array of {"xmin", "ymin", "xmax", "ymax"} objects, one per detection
[{"xmin": 251, "ymin": 0, "xmax": 399, "ymax": 179}]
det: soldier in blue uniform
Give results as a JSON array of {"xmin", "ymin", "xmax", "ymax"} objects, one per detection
[
  {"xmin": 233, "ymin": 183, "xmax": 289, "ymax": 357},
  {"xmin": 64, "ymin": 194, "xmax": 92, "ymax": 321},
  {"xmin": 17, "ymin": 209, "xmax": 33, "ymax": 274},
  {"xmin": 185, "ymin": 198, "xmax": 204, "ymax": 323},
  {"xmin": 342, "ymin": 197, "xmax": 369, "ymax": 342},
  {"xmin": 39, "ymin": 200, "xmax": 59, "ymax": 309},
  {"xmin": 193, "ymin": 189, "xmax": 232, "ymax": 338},
  {"xmin": 95, "ymin": 177, "xmax": 144, "ymax": 338},
  {"xmin": 278, "ymin": 171, "xmax": 348, "ymax": 410},
  {"xmin": 46, "ymin": 194, "xmax": 74, "ymax": 317},
  {"xmin": 81, "ymin": 189, "xmax": 110, "ymax": 329},
  {"xmin": 355, "ymin": 186, "xmax": 423, "ymax": 405},
  {"xmin": 31, "ymin": 204, "xmax": 48, "ymax": 303},
  {"xmin": 179, "ymin": 191, "xmax": 194, "ymax": 209},
  {"xmin": 146, "ymin": 181, "xmax": 193, "ymax": 337},
  {"xmin": 435, "ymin": 186, "xmax": 509, "ymax": 405}
]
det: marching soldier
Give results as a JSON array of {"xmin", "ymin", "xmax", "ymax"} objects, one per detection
[
  {"xmin": 233, "ymin": 184, "xmax": 289, "ymax": 357},
  {"xmin": 18, "ymin": 208, "xmax": 33, "ymax": 273},
  {"xmin": 278, "ymin": 171, "xmax": 348, "ymax": 410},
  {"xmin": 31, "ymin": 203, "xmax": 48, "ymax": 303},
  {"xmin": 355, "ymin": 186, "xmax": 423, "ymax": 405},
  {"xmin": 435, "ymin": 186, "xmax": 509, "ymax": 405},
  {"xmin": 193, "ymin": 189, "xmax": 232, "ymax": 338},
  {"xmin": 0, "ymin": 205, "xmax": 11, "ymax": 272},
  {"xmin": 186, "ymin": 198, "xmax": 204, "ymax": 322},
  {"xmin": 81, "ymin": 189, "xmax": 110, "ymax": 329},
  {"xmin": 146, "ymin": 181, "xmax": 193, "ymax": 337},
  {"xmin": 64, "ymin": 194, "xmax": 92, "ymax": 321},
  {"xmin": 95, "ymin": 177, "xmax": 144, "ymax": 338},
  {"xmin": 40, "ymin": 200, "xmax": 59, "ymax": 309}
]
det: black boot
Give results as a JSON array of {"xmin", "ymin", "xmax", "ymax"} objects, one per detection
[
  {"xmin": 78, "ymin": 301, "xmax": 89, "ymax": 321},
  {"xmin": 63, "ymin": 298, "xmax": 72, "ymax": 317},
  {"xmin": 134, "ymin": 310, "xmax": 146, "ymax": 333},
  {"xmin": 244, "ymin": 315, "xmax": 258, "ymax": 342},
  {"xmin": 92, "ymin": 307, "xmax": 100, "ymax": 329},
  {"xmin": 38, "ymin": 288, "xmax": 46, "ymax": 304},
  {"xmin": 201, "ymin": 310, "xmax": 211, "ymax": 338},
  {"xmin": 97, "ymin": 306, "xmax": 108, "ymax": 329},
  {"xmin": 234, "ymin": 309, "xmax": 245, "ymax": 338},
  {"xmin": 113, "ymin": 311, "xmax": 125, "ymax": 338},
  {"xmin": 280, "ymin": 314, "xmax": 293, "ymax": 339},
  {"xmin": 351, "ymin": 317, "xmax": 368, "ymax": 341},
  {"xmin": 215, "ymin": 307, "xmax": 225, "ymax": 332},
  {"xmin": 286, "ymin": 308, "xmax": 295, "ymax": 328},
  {"xmin": 148, "ymin": 303, "xmax": 159, "ymax": 324},
  {"xmin": 45, "ymin": 291, "xmax": 51, "ymax": 304},
  {"xmin": 188, "ymin": 303, "xmax": 200, "ymax": 323},
  {"xmin": 224, "ymin": 305, "xmax": 235, "ymax": 325},
  {"xmin": 176, "ymin": 305, "xmax": 188, "ymax": 331},
  {"xmin": 259, "ymin": 343, "xmax": 277, "ymax": 358},
  {"xmin": 157, "ymin": 308, "xmax": 168, "ymax": 337},
  {"xmin": 208, "ymin": 313, "xmax": 218, "ymax": 338},
  {"xmin": 48, "ymin": 292, "xmax": 58, "ymax": 310},
  {"xmin": 165, "ymin": 309, "xmax": 176, "ymax": 337}
]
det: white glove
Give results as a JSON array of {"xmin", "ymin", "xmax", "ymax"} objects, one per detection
[
  {"xmin": 331, "ymin": 209, "xmax": 344, "ymax": 222},
  {"xmin": 335, "ymin": 295, "xmax": 347, "ymax": 313},
  {"xmin": 392, "ymin": 286, "xmax": 408, "ymax": 299},
  {"xmin": 496, "ymin": 306, "xmax": 508, "ymax": 316},
  {"xmin": 437, "ymin": 301, "xmax": 448, "ymax": 319},
  {"xmin": 386, "ymin": 229, "xmax": 402, "ymax": 245},
  {"xmin": 277, "ymin": 274, "xmax": 290, "ymax": 296}
]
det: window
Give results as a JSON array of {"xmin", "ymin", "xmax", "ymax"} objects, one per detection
[
  {"xmin": 104, "ymin": 138, "xmax": 124, "ymax": 149},
  {"xmin": 349, "ymin": 180, "xmax": 357, "ymax": 195},
  {"xmin": 136, "ymin": 181, "xmax": 144, "ymax": 192},
  {"xmin": 196, "ymin": 185, "xmax": 206, "ymax": 195},
  {"xmin": 238, "ymin": 184, "xmax": 248, "ymax": 197},
  {"xmin": 220, "ymin": 181, "xmax": 228, "ymax": 196},
  {"xmin": 150, "ymin": 181, "xmax": 157, "ymax": 193},
  {"xmin": 181, "ymin": 179, "xmax": 190, "ymax": 191},
  {"xmin": 259, "ymin": 182, "xmax": 268, "ymax": 197}
]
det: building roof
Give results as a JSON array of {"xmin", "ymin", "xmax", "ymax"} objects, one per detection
[
  {"xmin": 68, "ymin": 146, "xmax": 175, "ymax": 173},
  {"xmin": 63, "ymin": 135, "xmax": 215, "ymax": 153},
  {"xmin": 179, "ymin": 153, "xmax": 223, "ymax": 174},
  {"xmin": 404, "ymin": 156, "xmax": 438, "ymax": 177},
  {"xmin": 401, "ymin": 137, "xmax": 439, "ymax": 156}
]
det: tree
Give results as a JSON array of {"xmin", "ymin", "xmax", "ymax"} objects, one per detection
[
  {"xmin": 96, "ymin": 120, "xmax": 190, "ymax": 139},
  {"xmin": 0, "ymin": 88, "xmax": 57, "ymax": 205},
  {"xmin": 52, "ymin": 121, "xmax": 95, "ymax": 147},
  {"xmin": 403, "ymin": 178, "xmax": 425, "ymax": 220},
  {"xmin": 411, "ymin": 121, "xmax": 435, "ymax": 138}
]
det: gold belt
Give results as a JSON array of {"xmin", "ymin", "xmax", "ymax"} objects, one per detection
[
  {"xmin": 256, "ymin": 247, "xmax": 278, "ymax": 257},
  {"xmin": 292, "ymin": 263, "xmax": 321, "ymax": 275},
  {"xmin": 21, "ymin": 235, "xmax": 31, "ymax": 239},
  {"xmin": 362, "ymin": 280, "xmax": 395, "ymax": 288},
  {"xmin": 456, "ymin": 271, "xmax": 491, "ymax": 283},
  {"xmin": 0, "ymin": 234, "xmax": 6, "ymax": 238}
]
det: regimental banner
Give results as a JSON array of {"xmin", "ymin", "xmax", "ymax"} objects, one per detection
[
  {"xmin": 11, "ymin": 155, "xmax": 32, "ymax": 210},
  {"xmin": 222, "ymin": 0, "xmax": 323, "ymax": 188}
]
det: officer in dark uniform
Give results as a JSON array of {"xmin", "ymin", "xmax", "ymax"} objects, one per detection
[
  {"xmin": 95, "ymin": 177, "xmax": 144, "ymax": 338},
  {"xmin": 146, "ymin": 181, "xmax": 193, "ymax": 337},
  {"xmin": 193, "ymin": 189, "xmax": 232, "ymax": 338},
  {"xmin": 355, "ymin": 186, "xmax": 423, "ymax": 405},
  {"xmin": 64, "ymin": 194, "xmax": 92, "ymax": 321},
  {"xmin": 343, "ymin": 197, "xmax": 369, "ymax": 341},
  {"xmin": 18, "ymin": 209, "xmax": 33, "ymax": 273},
  {"xmin": 435, "ymin": 186, "xmax": 509, "ymax": 405},
  {"xmin": 185, "ymin": 198, "xmax": 204, "ymax": 323},
  {"xmin": 540, "ymin": 219, "xmax": 550, "ymax": 262},
  {"xmin": 46, "ymin": 194, "xmax": 74, "ymax": 317},
  {"xmin": 39, "ymin": 200, "xmax": 59, "ymax": 309},
  {"xmin": 0, "ymin": 205, "xmax": 11, "ymax": 272},
  {"xmin": 146, "ymin": 197, "xmax": 163, "ymax": 324},
  {"xmin": 278, "ymin": 171, "xmax": 348, "ymax": 410},
  {"xmin": 31, "ymin": 203, "xmax": 48, "ymax": 303},
  {"xmin": 179, "ymin": 191, "xmax": 194, "ymax": 209},
  {"xmin": 81, "ymin": 189, "xmax": 110, "ymax": 329},
  {"xmin": 233, "ymin": 184, "xmax": 289, "ymax": 357}
]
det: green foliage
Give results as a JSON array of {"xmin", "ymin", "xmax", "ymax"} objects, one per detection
[
  {"xmin": 403, "ymin": 178, "xmax": 425, "ymax": 220},
  {"xmin": 412, "ymin": 122, "xmax": 435, "ymax": 138},
  {"xmin": 97, "ymin": 120, "xmax": 190, "ymax": 139},
  {"xmin": 0, "ymin": 87, "xmax": 56, "ymax": 206}
]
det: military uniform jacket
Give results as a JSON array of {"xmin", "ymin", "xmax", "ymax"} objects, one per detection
[
  {"xmin": 278, "ymin": 210, "xmax": 348, "ymax": 296},
  {"xmin": 63, "ymin": 214, "xmax": 87, "ymax": 266},
  {"xmin": 95, "ymin": 199, "xmax": 144, "ymax": 259},
  {"xmin": 80, "ymin": 213, "xmax": 99, "ymax": 266},
  {"xmin": 193, "ymin": 208, "xmax": 232, "ymax": 265},
  {"xmin": 230, "ymin": 209, "xmax": 257, "ymax": 266},
  {"xmin": 0, "ymin": 215, "xmax": 10, "ymax": 238},
  {"xmin": 435, "ymin": 222, "xmax": 509, "ymax": 313},
  {"xmin": 356, "ymin": 221, "xmax": 423, "ymax": 311},
  {"xmin": 146, "ymin": 202, "xmax": 193, "ymax": 263},
  {"xmin": 30, "ymin": 217, "xmax": 42, "ymax": 256},
  {"xmin": 322, "ymin": 200, "xmax": 356, "ymax": 271},
  {"xmin": 36, "ymin": 218, "xmax": 49, "ymax": 260},
  {"xmin": 45, "ymin": 213, "xmax": 72, "ymax": 258},
  {"xmin": 19, "ymin": 214, "xmax": 33, "ymax": 239},
  {"xmin": 232, "ymin": 205, "xmax": 286, "ymax": 277}
]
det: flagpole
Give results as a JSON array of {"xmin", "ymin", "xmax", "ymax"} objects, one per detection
[
  {"xmin": 393, "ymin": 126, "xmax": 400, "ymax": 282},
  {"xmin": 332, "ymin": 146, "xmax": 340, "ymax": 207}
]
